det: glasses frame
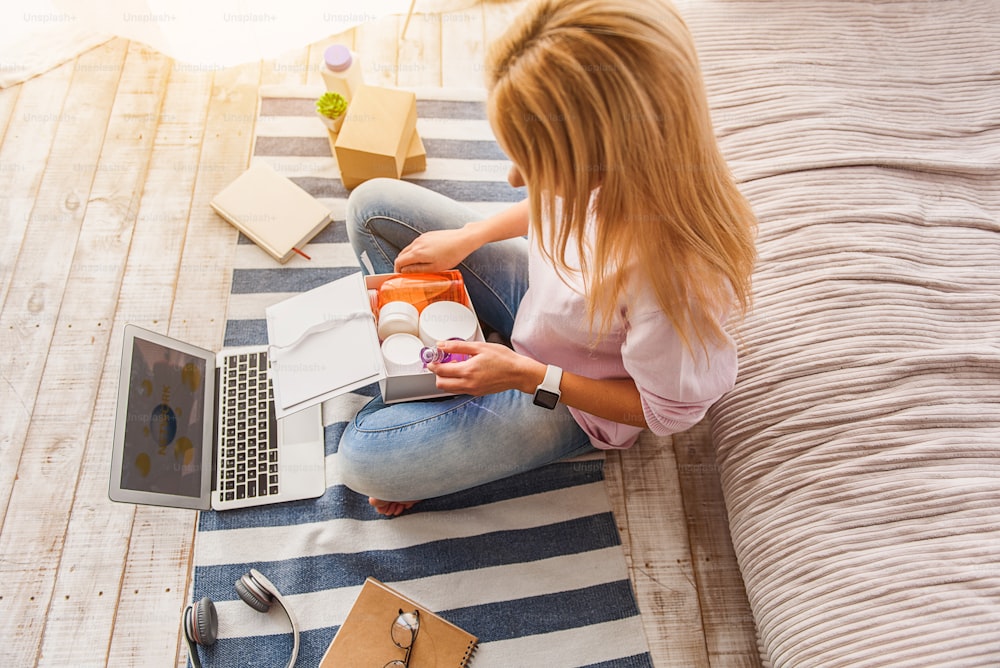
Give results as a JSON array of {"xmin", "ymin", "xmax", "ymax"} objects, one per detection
[{"xmin": 384, "ymin": 608, "xmax": 420, "ymax": 668}]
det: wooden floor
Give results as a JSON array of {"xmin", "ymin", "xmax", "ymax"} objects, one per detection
[{"xmin": 0, "ymin": 2, "xmax": 759, "ymax": 666}]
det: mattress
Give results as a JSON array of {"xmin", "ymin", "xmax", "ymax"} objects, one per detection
[{"xmin": 680, "ymin": 1, "xmax": 1000, "ymax": 665}]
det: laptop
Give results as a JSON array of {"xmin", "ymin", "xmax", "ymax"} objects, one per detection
[{"xmin": 109, "ymin": 324, "xmax": 326, "ymax": 511}]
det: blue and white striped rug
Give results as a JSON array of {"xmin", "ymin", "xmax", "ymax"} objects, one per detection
[{"xmin": 189, "ymin": 86, "xmax": 653, "ymax": 668}]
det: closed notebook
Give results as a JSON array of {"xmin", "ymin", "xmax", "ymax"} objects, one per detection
[
  {"xmin": 210, "ymin": 162, "xmax": 331, "ymax": 263},
  {"xmin": 320, "ymin": 578, "xmax": 478, "ymax": 667}
]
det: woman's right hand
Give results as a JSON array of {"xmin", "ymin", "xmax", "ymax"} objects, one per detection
[
  {"xmin": 394, "ymin": 226, "xmax": 480, "ymax": 273},
  {"xmin": 394, "ymin": 197, "xmax": 530, "ymax": 273}
]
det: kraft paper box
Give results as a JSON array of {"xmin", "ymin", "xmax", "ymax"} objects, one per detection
[
  {"xmin": 264, "ymin": 272, "xmax": 483, "ymax": 416},
  {"xmin": 402, "ymin": 129, "xmax": 427, "ymax": 175},
  {"xmin": 334, "ymin": 84, "xmax": 417, "ymax": 190},
  {"xmin": 327, "ymin": 127, "xmax": 427, "ymax": 176}
]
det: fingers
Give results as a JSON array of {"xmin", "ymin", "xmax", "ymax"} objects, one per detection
[
  {"xmin": 394, "ymin": 250, "xmax": 437, "ymax": 273},
  {"xmin": 393, "ymin": 244, "xmax": 424, "ymax": 272},
  {"xmin": 436, "ymin": 339, "xmax": 487, "ymax": 355},
  {"xmin": 393, "ymin": 259, "xmax": 431, "ymax": 273}
]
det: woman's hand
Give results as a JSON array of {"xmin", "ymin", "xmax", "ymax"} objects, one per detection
[
  {"xmin": 430, "ymin": 338, "xmax": 648, "ymax": 427},
  {"xmin": 394, "ymin": 227, "xmax": 479, "ymax": 273},
  {"xmin": 425, "ymin": 339, "xmax": 544, "ymax": 396}
]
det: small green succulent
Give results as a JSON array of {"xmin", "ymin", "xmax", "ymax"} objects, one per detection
[{"xmin": 316, "ymin": 92, "xmax": 347, "ymax": 119}]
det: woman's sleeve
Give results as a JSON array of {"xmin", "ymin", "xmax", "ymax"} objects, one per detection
[{"xmin": 621, "ymin": 309, "xmax": 738, "ymax": 436}]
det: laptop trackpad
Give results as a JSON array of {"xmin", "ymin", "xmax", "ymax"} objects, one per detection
[{"xmin": 279, "ymin": 405, "xmax": 323, "ymax": 445}]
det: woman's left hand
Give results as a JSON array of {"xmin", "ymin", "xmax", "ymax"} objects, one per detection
[{"xmin": 425, "ymin": 339, "xmax": 543, "ymax": 396}]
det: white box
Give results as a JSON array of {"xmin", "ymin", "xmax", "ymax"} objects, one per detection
[{"xmin": 265, "ymin": 272, "xmax": 482, "ymax": 417}]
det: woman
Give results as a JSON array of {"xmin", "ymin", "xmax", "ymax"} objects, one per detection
[{"xmin": 339, "ymin": 0, "xmax": 756, "ymax": 516}]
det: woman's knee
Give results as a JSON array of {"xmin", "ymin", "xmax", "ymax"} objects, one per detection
[
  {"xmin": 345, "ymin": 178, "xmax": 398, "ymax": 247},
  {"xmin": 337, "ymin": 426, "xmax": 376, "ymax": 496}
]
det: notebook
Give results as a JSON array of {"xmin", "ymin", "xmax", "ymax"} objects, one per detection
[
  {"xmin": 210, "ymin": 162, "xmax": 332, "ymax": 263},
  {"xmin": 108, "ymin": 324, "xmax": 326, "ymax": 511},
  {"xmin": 320, "ymin": 578, "xmax": 478, "ymax": 667}
]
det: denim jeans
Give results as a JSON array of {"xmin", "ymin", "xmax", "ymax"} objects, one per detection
[{"xmin": 338, "ymin": 178, "xmax": 594, "ymax": 502}]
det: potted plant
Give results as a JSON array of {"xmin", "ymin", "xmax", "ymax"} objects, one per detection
[{"xmin": 316, "ymin": 91, "xmax": 348, "ymax": 133}]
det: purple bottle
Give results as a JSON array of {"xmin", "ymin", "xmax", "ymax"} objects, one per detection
[{"xmin": 420, "ymin": 340, "xmax": 470, "ymax": 367}]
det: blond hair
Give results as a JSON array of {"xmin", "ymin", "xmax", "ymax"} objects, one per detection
[{"xmin": 485, "ymin": 0, "xmax": 756, "ymax": 353}]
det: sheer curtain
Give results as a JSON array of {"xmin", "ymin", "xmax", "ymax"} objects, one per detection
[{"xmin": 1, "ymin": 0, "xmax": 478, "ymax": 87}]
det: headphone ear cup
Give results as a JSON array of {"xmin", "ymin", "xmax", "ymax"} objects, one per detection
[
  {"xmin": 187, "ymin": 597, "xmax": 219, "ymax": 646},
  {"xmin": 236, "ymin": 572, "xmax": 273, "ymax": 613}
]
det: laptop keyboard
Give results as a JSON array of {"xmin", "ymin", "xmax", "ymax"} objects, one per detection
[{"xmin": 217, "ymin": 350, "xmax": 279, "ymax": 502}]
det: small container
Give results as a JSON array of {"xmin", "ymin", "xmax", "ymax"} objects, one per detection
[
  {"xmin": 321, "ymin": 45, "xmax": 364, "ymax": 103},
  {"xmin": 420, "ymin": 340, "xmax": 471, "ymax": 367},
  {"xmin": 380, "ymin": 333, "xmax": 426, "ymax": 375},
  {"xmin": 377, "ymin": 301, "xmax": 419, "ymax": 341},
  {"xmin": 418, "ymin": 300, "xmax": 478, "ymax": 347},
  {"xmin": 377, "ymin": 270, "xmax": 467, "ymax": 314}
]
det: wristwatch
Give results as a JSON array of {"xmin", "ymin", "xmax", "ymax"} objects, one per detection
[{"xmin": 532, "ymin": 364, "xmax": 562, "ymax": 410}]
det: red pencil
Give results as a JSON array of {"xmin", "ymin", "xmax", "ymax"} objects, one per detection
[{"xmin": 292, "ymin": 247, "xmax": 311, "ymax": 260}]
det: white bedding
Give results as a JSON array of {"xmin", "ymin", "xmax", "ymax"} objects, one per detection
[{"xmin": 680, "ymin": 1, "xmax": 1000, "ymax": 665}]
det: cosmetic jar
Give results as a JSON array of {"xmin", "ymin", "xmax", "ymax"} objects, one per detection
[
  {"xmin": 377, "ymin": 301, "xmax": 419, "ymax": 341},
  {"xmin": 418, "ymin": 300, "xmax": 478, "ymax": 347},
  {"xmin": 380, "ymin": 333, "xmax": 426, "ymax": 375}
]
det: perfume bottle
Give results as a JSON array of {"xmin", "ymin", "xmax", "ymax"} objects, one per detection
[
  {"xmin": 320, "ymin": 44, "xmax": 364, "ymax": 103},
  {"xmin": 420, "ymin": 340, "xmax": 470, "ymax": 367}
]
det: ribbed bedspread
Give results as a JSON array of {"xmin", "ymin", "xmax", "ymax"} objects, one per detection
[{"xmin": 681, "ymin": 1, "xmax": 1000, "ymax": 665}]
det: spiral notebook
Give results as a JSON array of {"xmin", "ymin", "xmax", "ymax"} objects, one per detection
[{"xmin": 320, "ymin": 578, "xmax": 478, "ymax": 667}]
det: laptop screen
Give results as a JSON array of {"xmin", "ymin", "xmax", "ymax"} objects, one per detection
[
  {"xmin": 119, "ymin": 337, "xmax": 208, "ymax": 498},
  {"xmin": 110, "ymin": 325, "xmax": 215, "ymax": 509}
]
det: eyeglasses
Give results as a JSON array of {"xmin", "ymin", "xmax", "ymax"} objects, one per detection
[{"xmin": 384, "ymin": 608, "xmax": 420, "ymax": 668}]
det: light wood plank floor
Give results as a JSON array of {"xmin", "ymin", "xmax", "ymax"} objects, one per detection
[{"xmin": 0, "ymin": 3, "xmax": 759, "ymax": 665}]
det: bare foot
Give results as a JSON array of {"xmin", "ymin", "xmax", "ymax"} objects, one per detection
[{"xmin": 369, "ymin": 497, "xmax": 419, "ymax": 517}]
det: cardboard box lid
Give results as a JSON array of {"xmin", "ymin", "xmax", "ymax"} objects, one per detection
[
  {"xmin": 265, "ymin": 272, "xmax": 483, "ymax": 414},
  {"xmin": 265, "ymin": 272, "xmax": 384, "ymax": 418}
]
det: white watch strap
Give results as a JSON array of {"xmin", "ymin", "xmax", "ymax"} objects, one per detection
[{"xmin": 540, "ymin": 364, "xmax": 562, "ymax": 394}]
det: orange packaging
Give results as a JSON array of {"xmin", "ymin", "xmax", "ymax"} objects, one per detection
[{"xmin": 376, "ymin": 270, "xmax": 467, "ymax": 313}]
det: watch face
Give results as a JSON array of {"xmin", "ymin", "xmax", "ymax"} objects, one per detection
[{"xmin": 533, "ymin": 389, "xmax": 559, "ymax": 410}]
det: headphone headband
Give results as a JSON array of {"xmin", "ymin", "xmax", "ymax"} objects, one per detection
[
  {"xmin": 246, "ymin": 569, "xmax": 301, "ymax": 668},
  {"xmin": 183, "ymin": 569, "xmax": 299, "ymax": 668}
]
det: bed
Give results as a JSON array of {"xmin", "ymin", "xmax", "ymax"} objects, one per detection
[{"xmin": 679, "ymin": 1, "xmax": 1000, "ymax": 665}]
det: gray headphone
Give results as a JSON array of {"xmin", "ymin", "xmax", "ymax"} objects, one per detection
[{"xmin": 183, "ymin": 569, "xmax": 300, "ymax": 668}]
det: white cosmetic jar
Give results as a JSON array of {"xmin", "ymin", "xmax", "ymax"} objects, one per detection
[
  {"xmin": 380, "ymin": 333, "xmax": 427, "ymax": 375},
  {"xmin": 377, "ymin": 300, "xmax": 419, "ymax": 341},
  {"xmin": 418, "ymin": 300, "xmax": 478, "ymax": 347}
]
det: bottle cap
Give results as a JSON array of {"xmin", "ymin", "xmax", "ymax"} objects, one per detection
[
  {"xmin": 419, "ymin": 301, "xmax": 478, "ymax": 347},
  {"xmin": 324, "ymin": 45, "xmax": 354, "ymax": 72},
  {"xmin": 381, "ymin": 334, "xmax": 426, "ymax": 375}
]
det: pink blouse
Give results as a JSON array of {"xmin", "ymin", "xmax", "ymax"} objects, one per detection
[{"xmin": 510, "ymin": 219, "xmax": 738, "ymax": 449}]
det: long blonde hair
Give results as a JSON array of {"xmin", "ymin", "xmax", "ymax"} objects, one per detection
[{"xmin": 485, "ymin": 0, "xmax": 756, "ymax": 353}]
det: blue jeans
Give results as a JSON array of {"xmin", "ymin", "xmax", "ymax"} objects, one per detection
[{"xmin": 339, "ymin": 179, "xmax": 594, "ymax": 502}]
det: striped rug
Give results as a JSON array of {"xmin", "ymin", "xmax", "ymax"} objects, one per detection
[{"xmin": 188, "ymin": 86, "xmax": 653, "ymax": 668}]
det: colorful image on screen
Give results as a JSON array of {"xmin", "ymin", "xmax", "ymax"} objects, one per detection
[{"xmin": 120, "ymin": 338, "xmax": 207, "ymax": 498}]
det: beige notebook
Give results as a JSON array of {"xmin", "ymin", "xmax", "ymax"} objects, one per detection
[
  {"xmin": 210, "ymin": 162, "xmax": 331, "ymax": 263},
  {"xmin": 320, "ymin": 578, "xmax": 478, "ymax": 667}
]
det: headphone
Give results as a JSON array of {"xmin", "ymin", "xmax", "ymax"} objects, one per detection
[{"xmin": 183, "ymin": 569, "xmax": 300, "ymax": 668}]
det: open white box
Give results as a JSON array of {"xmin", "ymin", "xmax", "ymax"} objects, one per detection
[{"xmin": 265, "ymin": 272, "xmax": 483, "ymax": 418}]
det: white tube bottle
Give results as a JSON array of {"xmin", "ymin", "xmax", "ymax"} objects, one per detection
[{"xmin": 321, "ymin": 45, "xmax": 364, "ymax": 103}]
